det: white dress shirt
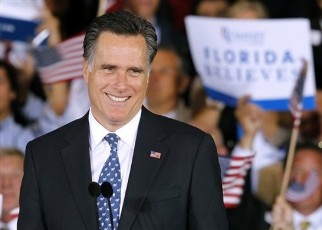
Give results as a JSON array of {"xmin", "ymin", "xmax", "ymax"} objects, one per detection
[
  {"xmin": 251, "ymin": 131, "xmax": 285, "ymax": 193},
  {"xmin": 293, "ymin": 206, "xmax": 322, "ymax": 230},
  {"xmin": 31, "ymin": 79, "xmax": 90, "ymax": 137},
  {"xmin": 88, "ymin": 109, "xmax": 141, "ymax": 214}
]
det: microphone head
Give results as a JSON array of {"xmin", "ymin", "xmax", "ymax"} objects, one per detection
[
  {"xmin": 88, "ymin": 182, "xmax": 101, "ymax": 197},
  {"xmin": 101, "ymin": 182, "xmax": 113, "ymax": 198}
]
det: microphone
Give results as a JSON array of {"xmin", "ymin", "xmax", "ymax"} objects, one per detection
[
  {"xmin": 101, "ymin": 181, "xmax": 113, "ymax": 198},
  {"xmin": 88, "ymin": 181, "xmax": 114, "ymax": 230},
  {"xmin": 101, "ymin": 182, "xmax": 114, "ymax": 230},
  {"xmin": 88, "ymin": 182, "xmax": 101, "ymax": 197}
]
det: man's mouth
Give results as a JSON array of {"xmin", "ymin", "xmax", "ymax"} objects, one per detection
[{"xmin": 107, "ymin": 94, "xmax": 130, "ymax": 102}]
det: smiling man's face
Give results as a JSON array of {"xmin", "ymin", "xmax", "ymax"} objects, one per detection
[{"xmin": 84, "ymin": 32, "xmax": 150, "ymax": 131}]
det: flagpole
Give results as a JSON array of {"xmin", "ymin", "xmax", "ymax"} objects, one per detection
[
  {"xmin": 280, "ymin": 59, "xmax": 307, "ymax": 196},
  {"xmin": 269, "ymin": 127, "xmax": 300, "ymax": 230},
  {"xmin": 280, "ymin": 127, "xmax": 299, "ymax": 197},
  {"xmin": 270, "ymin": 59, "xmax": 307, "ymax": 230}
]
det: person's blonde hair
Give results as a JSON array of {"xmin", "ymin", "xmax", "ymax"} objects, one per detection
[
  {"xmin": 226, "ymin": 1, "xmax": 269, "ymax": 19},
  {"xmin": 0, "ymin": 148, "xmax": 24, "ymax": 159}
]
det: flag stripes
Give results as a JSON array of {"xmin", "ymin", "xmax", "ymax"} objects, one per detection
[
  {"xmin": 222, "ymin": 153, "xmax": 254, "ymax": 208},
  {"xmin": 36, "ymin": 34, "xmax": 85, "ymax": 84}
]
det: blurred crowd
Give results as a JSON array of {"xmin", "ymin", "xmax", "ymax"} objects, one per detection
[{"xmin": 0, "ymin": 0, "xmax": 321, "ymax": 229}]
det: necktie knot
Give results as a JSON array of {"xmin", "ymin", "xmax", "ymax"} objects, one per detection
[
  {"xmin": 104, "ymin": 133, "xmax": 119, "ymax": 149},
  {"xmin": 300, "ymin": 220, "xmax": 310, "ymax": 230}
]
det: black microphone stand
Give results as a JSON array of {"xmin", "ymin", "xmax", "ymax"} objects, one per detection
[
  {"xmin": 88, "ymin": 182, "xmax": 114, "ymax": 230},
  {"xmin": 101, "ymin": 182, "xmax": 114, "ymax": 230}
]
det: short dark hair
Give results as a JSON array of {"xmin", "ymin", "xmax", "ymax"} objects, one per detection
[
  {"xmin": 83, "ymin": 10, "xmax": 158, "ymax": 67},
  {"xmin": 295, "ymin": 141, "xmax": 322, "ymax": 155},
  {"xmin": 157, "ymin": 43, "xmax": 190, "ymax": 77},
  {"xmin": 283, "ymin": 141, "xmax": 322, "ymax": 168}
]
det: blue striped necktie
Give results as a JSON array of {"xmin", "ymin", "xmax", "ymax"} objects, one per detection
[{"xmin": 97, "ymin": 133, "xmax": 121, "ymax": 230}]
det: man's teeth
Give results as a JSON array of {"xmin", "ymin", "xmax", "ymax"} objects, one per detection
[{"xmin": 109, "ymin": 95, "xmax": 129, "ymax": 102}]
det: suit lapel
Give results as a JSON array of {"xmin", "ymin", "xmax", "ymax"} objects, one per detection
[
  {"xmin": 60, "ymin": 114, "xmax": 98, "ymax": 229},
  {"xmin": 119, "ymin": 108, "xmax": 169, "ymax": 230}
]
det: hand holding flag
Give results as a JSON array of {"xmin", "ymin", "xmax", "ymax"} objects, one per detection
[{"xmin": 270, "ymin": 58, "xmax": 308, "ymax": 230}]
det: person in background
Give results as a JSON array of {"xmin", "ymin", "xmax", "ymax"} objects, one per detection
[
  {"xmin": 122, "ymin": 0, "xmax": 178, "ymax": 45},
  {"xmin": 225, "ymin": 0, "xmax": 269, "ymax": 19},
  {"xmin": 270, "ymin": 142, "xmax": 322, "ymax": 230},
  {"xmin": 255, "ymin": 107, "xmax": 322, "ymax": 209},
  {"xmin": 216, "ymin": 95, "xmax": 262, "ymax": 208},
  {"xmin": 18, "ymin": 11, "xmax": 228, "ymax": 230},
  {"xmin": 0, "ymin": 148, "xmax": 24, "ymax": 230},
  {"xmin": 145, "ymin": 44, "xmax": 191, "ymax": 123},
  {"xmin": 193, "ymin": 0, "xmax": 229, "ymax": 17},
  {"xmin": 30, "ymin": 0, "xmax": 99, "ymax": 136},
  {"xmin": 0, "ymin": 60, "xmax": 34, "ymax": 153}
]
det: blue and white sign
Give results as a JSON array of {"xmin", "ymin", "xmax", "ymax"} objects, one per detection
[
  {"xmin": 0, "ymin": 16, "xmax": 38, "ymax": 42},
  {"xmin": 185, "ymin": 16, "xmax": 316, "ymax": 110},
  {"xmin": 0, "ymin": 0, "xmax": 43, "ymax": 42}
]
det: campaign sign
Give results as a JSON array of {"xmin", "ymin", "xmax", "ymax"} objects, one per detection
[
  {"xmin": 0, "ymin": 16, "xmax": 38, "ymax": 42},
  {"xmin": 185, "ymin": 16, "xmax": 316, "ymax": 110}
]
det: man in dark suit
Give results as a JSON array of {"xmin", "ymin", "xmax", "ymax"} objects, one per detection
[{"xmin": 18, "ymin": 11, "xmax": 228, "ymax": 230}]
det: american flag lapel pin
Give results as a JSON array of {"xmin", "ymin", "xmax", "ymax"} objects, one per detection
[{"xmin": 150, "ymin": 151, "xmax": 161, "ymax": 159}]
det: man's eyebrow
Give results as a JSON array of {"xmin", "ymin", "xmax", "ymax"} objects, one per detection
[{"xmin": 99, "ymin": 64, "xmax": 116, "ymax": 69}]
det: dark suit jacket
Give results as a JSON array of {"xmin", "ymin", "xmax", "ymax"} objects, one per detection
[{"xmin": 18, "ymin": 107, "xmax": 228, "ymax": 230}]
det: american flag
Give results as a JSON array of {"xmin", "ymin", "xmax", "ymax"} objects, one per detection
[
  {"xmin": 286, "ymin": 170, "xmax": 319, "ymax": 202},
  {"xmin": 221, "ymin": 153, "xmax": 254, "ymax": 208},
  {"xmin": 289, "ymin": 59, "xmax": 308, "ymax": 128},
  {"xmin": 149, "ymin": 151, "xmax": 161, "ymax": 159},
  {"xmin": 33, "ymin": 34, "xmax": 85, "ymax": 84}
]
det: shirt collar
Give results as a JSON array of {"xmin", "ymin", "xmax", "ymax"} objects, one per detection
[
  {"xmin": 88, "ymin": 108, "xmax": 141, "ymax": 149},
  {"xmin": 293, "ymin": 205, "xmax": 322, "ymax": 228}
]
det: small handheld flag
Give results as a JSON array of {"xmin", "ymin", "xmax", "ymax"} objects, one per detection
[
  {"xmin": 280, "ymin": 59, "xmax": 309, "ymax": 197},
  {"xmin": 289, "ymin": 59, "xmax": 308, "ymax": 128},
  {"xmin": 286, "ymin": 170, "xmax": 320, "ymax": 202},
  {"xmin": 33, "ymin": 34, "xmax": 85, "ymax": 84}
]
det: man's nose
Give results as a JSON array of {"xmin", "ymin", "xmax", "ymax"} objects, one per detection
[
  {"xmin": 114, "ymin": 72, "xmax": 128, "ymax": 89},
  {"xmin": 293, "ymin": 172, "xmax": 308, "ymax": 184}
]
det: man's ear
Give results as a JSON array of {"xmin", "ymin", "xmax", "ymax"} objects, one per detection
[{"xmin": 178, "ymin": 74, "xmax": 190, "ymax": 95}]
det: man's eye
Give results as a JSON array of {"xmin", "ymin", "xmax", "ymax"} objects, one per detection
[
  {"xmin": 130, "ymin": 69, "xmax": 142, "ymax": 76},
  {"xmin": 104, "ymin": 66, "xmax": 113, "ymax": 71}
]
